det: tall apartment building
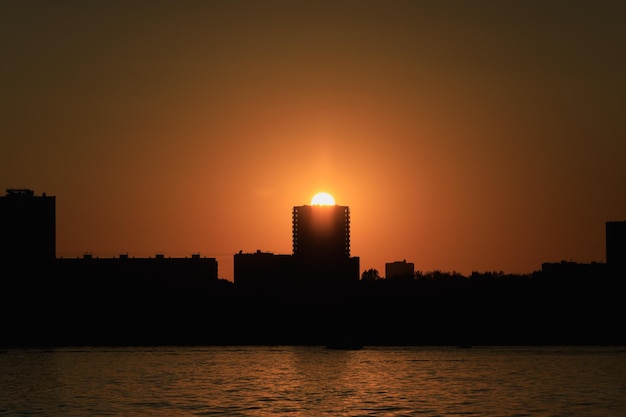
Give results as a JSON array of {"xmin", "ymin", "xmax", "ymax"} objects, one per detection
[
  {"xmin": 0, "ymin": 188, "xmax": 55, "ymax": 262},
  {"xmin": 292, "ymin": 204, "xmax": 359, "ymax": 284},
  {"xmin": 606, "ymin": 221, "xmax": 626, "ymax": 270},
  {"xmin": 292, "ymin": 204, "xmax": 351, "ymax": 259}
]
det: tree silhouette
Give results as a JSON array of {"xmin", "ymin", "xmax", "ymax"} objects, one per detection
[{"xmin": 361, "ymin": 268, "xmax": 381, "ymax": 281}]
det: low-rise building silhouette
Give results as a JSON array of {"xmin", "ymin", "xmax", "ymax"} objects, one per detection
[
  {"xmin": 55, "ymin": 252, "xmax": 218, "ymax": 291},
  {"xmin": 234, "ymin": 250, "xmax": 292, "ymax": 287},
  {"xmin": 385, "ymin": 259, "xmax": 415, "ymax": 281},
  {"xmin": 540, "ymin": 260, "xmax": 607, "ymax": 280}
]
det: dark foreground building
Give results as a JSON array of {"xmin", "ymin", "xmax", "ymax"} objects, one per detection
[
  {"xmin": 0, "ymin": 188, "xmax": 55, "ymax": 264},
  {"xmin": 606, "ymin": 221, "xmax": 626, "ymax": 271},
  {"xmin": 292, "ymin": 204, "xmax": 360, "ymax": 284}
]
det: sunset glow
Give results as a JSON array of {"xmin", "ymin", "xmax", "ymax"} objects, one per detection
[{"xmin": 311, "ymin": 193, "xmax": 335, "ymax": 206}]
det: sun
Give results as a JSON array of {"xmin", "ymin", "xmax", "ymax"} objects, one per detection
[{"xmin": 311, "ymin": 192, "xmax": 335, "ymax": 206}]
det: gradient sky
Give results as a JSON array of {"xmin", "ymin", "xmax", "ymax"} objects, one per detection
[{"xmin": 2, "ymin": 1, "xmax": 625, "ymax": 281}]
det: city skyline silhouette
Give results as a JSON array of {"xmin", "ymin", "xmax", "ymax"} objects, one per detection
[
  {"xmin": 3, "ymin": 187, "xmax": 623, "ymax": 281},
  {"xmin": 1, "ymin": 186, "xmax": 624, "ymax": 348}
]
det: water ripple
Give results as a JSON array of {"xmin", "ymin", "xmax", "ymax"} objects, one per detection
[{"xmin": 1, "ymin": 346, "xmax": 625, "ymax": 416}]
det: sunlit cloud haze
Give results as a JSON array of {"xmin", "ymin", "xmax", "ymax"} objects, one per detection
[{"xmin": 2, "ymin": 1, "xmax": 625, "ymax": 281}]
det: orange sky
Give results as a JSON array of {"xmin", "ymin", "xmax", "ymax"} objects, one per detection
[{"xmin": 2, "ymin": 1, "xmax": 625, "ymax": 281}]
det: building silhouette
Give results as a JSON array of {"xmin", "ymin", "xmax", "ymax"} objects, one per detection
[
  {"xmin": 292, "ymin": 204, "xmax": 359, "ymax": 284},
  {"xmin": 292, "ymin": 204, "xmax": 351, "ymax": 258},
  {"xmin": 0, "ymin": 188, "xmax": 55, "ymax": 263},
  {"xmin": 233, "ymin": 250, "xmax": 292, "ymax": 287},
  {"xmin": 606, "ymin": 221, "xmax": 626, "ymax": 271},
  {"xmin": 385, "ymin": 259, "xmax": 415, "ymax": 281},
  {"xmin": 55, "ymin": 252, "xmax": 218, "ymax": 292},
  {"xmin": 234, "ymin": 203, "xmax": 360, "ymax": 286}
]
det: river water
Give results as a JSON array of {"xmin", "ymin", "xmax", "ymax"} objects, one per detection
[{"xmin": 1, "ymin": 345, "xmax": 625, "ymax": 416}]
